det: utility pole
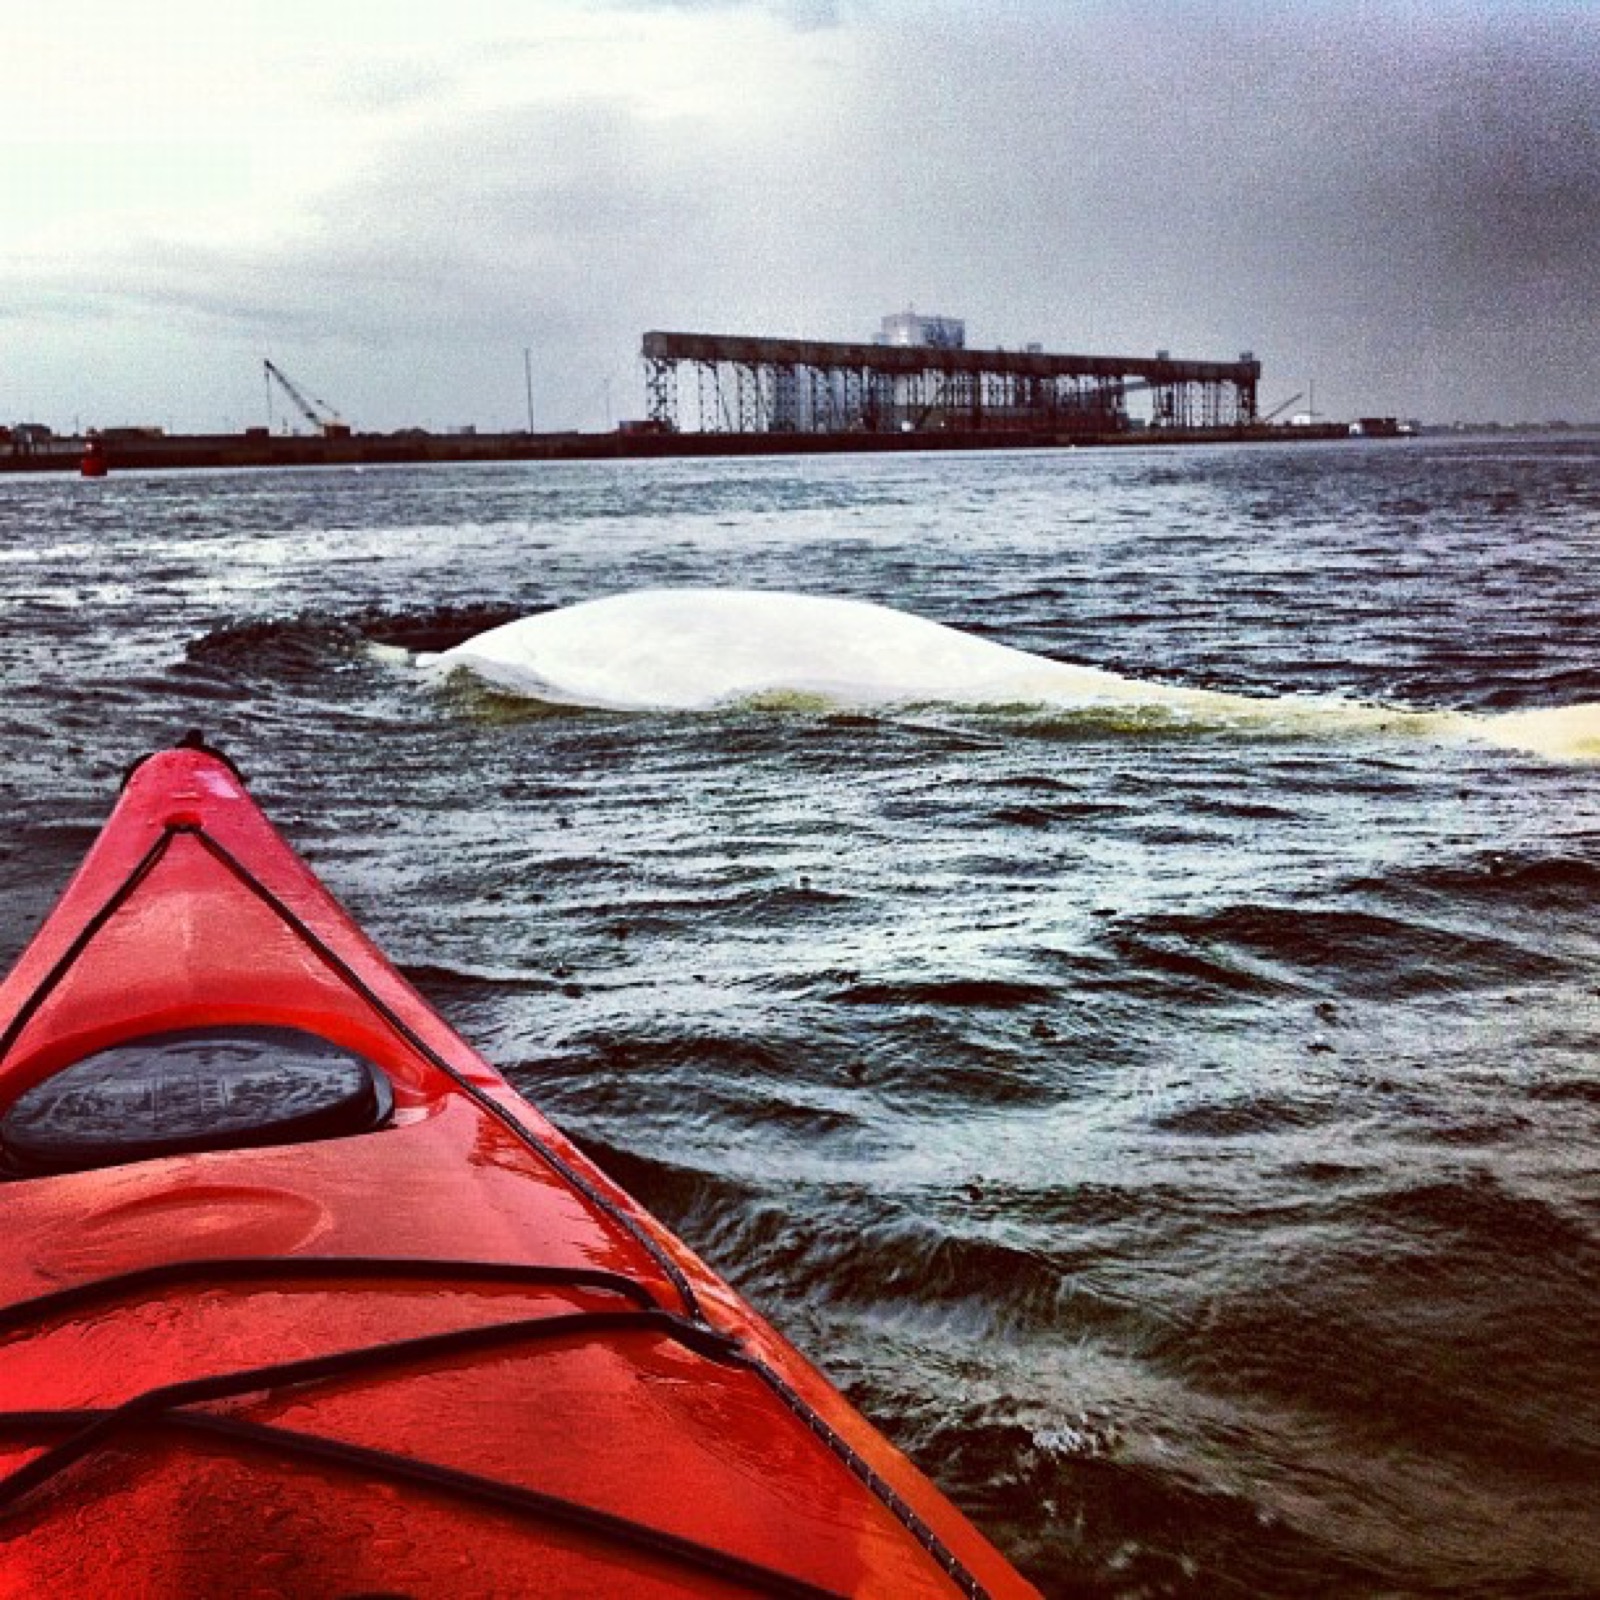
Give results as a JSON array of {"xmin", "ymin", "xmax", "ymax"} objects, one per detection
[{"xmin": 524, "ymin": 348, "xmax": 535, "ymax": 434}]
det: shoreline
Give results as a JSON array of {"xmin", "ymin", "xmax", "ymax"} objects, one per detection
[{"xmin": 0, "ymin": 421, "xmax": 1357, "ymax": 475}]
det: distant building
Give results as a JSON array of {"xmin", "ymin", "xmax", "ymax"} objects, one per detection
[
  {"xmin": 877, "ymin": 311, "xmax": 965, "ymax": 350},
  {"xmin": 4, "ymin": 423, "xmax": 58, "ymax": 457}
]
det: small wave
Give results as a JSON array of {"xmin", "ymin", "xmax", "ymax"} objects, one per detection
[
  {"xmin": 1103, "ymin": 922, "xmax": 1292, "ymax": 997},
  {"xmin": 357, "ymin": 601, "xmax": 530, "ymax": 655},
  {"xmin": 1368, "ymin": 1170, "xmax": 1597, "ymax": 1256},
  {"xmin": 679, "ymin": 1188, "xmax": 1076, "ymax": 1334},
  {"xmin": 568, "ymin": 1134, "xmax": 761, "ymax": 1224},
  {"xmin": 1149, "ymin": 1095, "xmax": 1331, "ymax": 1137},
  {"xmin": 504, "ymin": 1028, "xmax": 888, "ymax": 1145},
  {"xmin": 1350, "ymin": 850, "xmax": 1600, "ymax": 911},
  {"xmin": 419, "ymin": 587, "xmax": 1600, "ymax": 761},
  {"xmin": 183, "ymin": 603, "xmax": 532, "ymax": 682},
  {"xmin": 1112, "ymin": 903, "xmax": 1567, "ymax": 998},
  {"xmin": 826, "ymin": 977, "xmax": 1058, "ymax": 1008},
  {"xmin": 182, "ymin": 614, "xmax": 367, "ymax": 678},
  {"xmin": 1526, "ymin": 1076, "xmax": 1600, "ymax": 1106},
  {"xmin": 862, "ymin": 1394, "xmax": 1370, "ymax": 1600},
  {"xmin": 401, "ymin": 960, "xmax": 552, "ymax": 1000}
]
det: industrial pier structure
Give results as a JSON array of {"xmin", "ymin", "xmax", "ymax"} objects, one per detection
[
  {"xmin": 6, "ymin": 319, "xmax": 1361, "ymax": 476},
  {"xmin": 642, "ymin": 330, "xmax": 1261, "ymax": 439}
]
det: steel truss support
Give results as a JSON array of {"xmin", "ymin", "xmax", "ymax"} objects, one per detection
[
  {"xmin": 639, "ymin": 332, "xmax": 1262, "ymax": 438},
  {"xmin": 645, "ymin": 358, "xmax": 676, "ymax": 428}
]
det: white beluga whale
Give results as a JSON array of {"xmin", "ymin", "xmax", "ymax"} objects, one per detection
[
  {"xmin": 421, "ymin": 588, "xmax": 1249, "ymax": 714},
  {"xmin": 419, "ymin": 587, "xmax": 1600, "ymax": 762}
]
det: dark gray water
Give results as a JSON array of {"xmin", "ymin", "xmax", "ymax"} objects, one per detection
[{"xmin": 2, "ymin": 437, "xmax": 1598, "ymax": 1596}]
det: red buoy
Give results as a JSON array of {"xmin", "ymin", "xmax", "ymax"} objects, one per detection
[{"xmin": 79, "ymin": 437, "xmax": 108, "ymax": 478}]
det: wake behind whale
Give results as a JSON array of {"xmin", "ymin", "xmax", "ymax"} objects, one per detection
[{"xmin": 420, "ymin": 588, "xmax": 1600, "ymax": 762}]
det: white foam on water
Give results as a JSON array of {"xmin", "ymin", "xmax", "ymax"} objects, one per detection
[
  {"xmin": 418, "ymin": 588, "xmax": 1600, "ymax": 762},
  {"xmin": 1476, "ymin": 702, "xmax": 1600, "ymax": 761}
]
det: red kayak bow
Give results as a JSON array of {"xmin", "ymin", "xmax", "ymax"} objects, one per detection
[{"xmin": 0, "ymin": 739, "xmax": 1037, "ymax": 1598}]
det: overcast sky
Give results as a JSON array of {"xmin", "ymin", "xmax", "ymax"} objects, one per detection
[{"xmin": 3, "ymin": 0, "xmax": 1596, "ymax": 432}]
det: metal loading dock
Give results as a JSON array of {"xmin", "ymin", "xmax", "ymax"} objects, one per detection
[{"xmin": 643, "ymin": 330, "xmax": 1261, "ymax": 437}]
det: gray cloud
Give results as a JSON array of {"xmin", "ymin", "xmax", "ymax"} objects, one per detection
[{"xmin": 5, "ymin": 1, "xmax": 1597, "ymax": 429}]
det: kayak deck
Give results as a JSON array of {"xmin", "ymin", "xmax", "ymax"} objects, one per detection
[{"xmin": 0, "ymin": 744, "xmax": 1036, "ymax": 1597}]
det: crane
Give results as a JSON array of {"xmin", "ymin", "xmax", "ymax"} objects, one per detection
[{"xmin": 263, "ymin": 360, "xmax": 351, "ymax": 438}]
